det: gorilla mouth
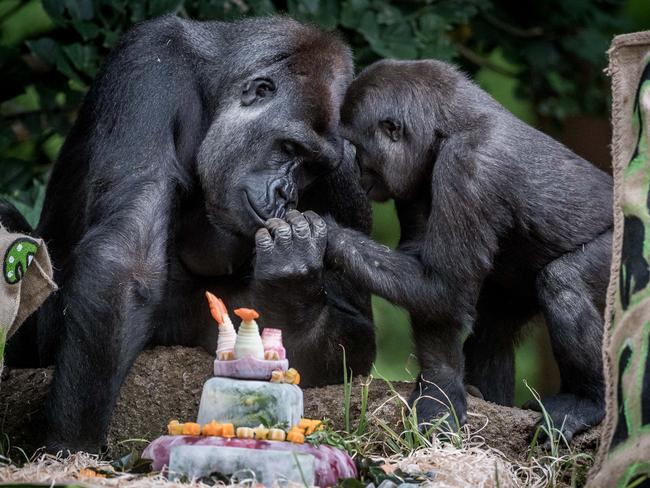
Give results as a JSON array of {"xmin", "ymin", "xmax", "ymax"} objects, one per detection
[{"xmin": 243, "ymin": 191, "xmax": 267, "ymax": 225}]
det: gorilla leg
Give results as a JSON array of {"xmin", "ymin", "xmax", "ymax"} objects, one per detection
[
  {"xmin": 464, "ymin": 288, "xmax": 537, "ymax": 406},
  {"xmin": 533, "ymin": 231, "xmax": 610, "ymax": 441},
  {"xmin": 44, "ymin": 181, "xmax": 172, "ymax": 452},
  {"xmin": 410, "ymin": 318, "xmax": 467, "ymax": 432},
  {"xmin": 463, "ymin": 318, "xmax": 516, "ymax": 406}
]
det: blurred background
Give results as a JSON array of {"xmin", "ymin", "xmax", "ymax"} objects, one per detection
[{"xmin": 1, "ymin": 0, "xmax": 648, "ymax": 404}]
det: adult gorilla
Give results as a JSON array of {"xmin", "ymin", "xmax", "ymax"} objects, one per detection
[{"xmin": 3, "ymin": 15, "xmax": 375, "ymax": 452}]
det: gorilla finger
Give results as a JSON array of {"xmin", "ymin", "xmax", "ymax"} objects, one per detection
[
  {"xmin": 266, "ymin": 218, "xmax": 292, "ymax": 244},
  {"xmin": 265, "ymin": 217, "xmax": 288, "ymax": 232},
  {"xmin": 303, "ymin": 210, "xmax": 327, "ymax": 238},
  {"xmin": 286, "ymin": 210, "xmax": 311, "ymax": 238},
  {"xmin": 255, "ymin": 228, "xmax": 274, "ymax": 251},
  {"xmin": 285, "ymin": 209, "xmax": 302, "ymax": 221}
]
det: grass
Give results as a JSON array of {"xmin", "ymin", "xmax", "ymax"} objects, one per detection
[
  {"xmin": 314, "ymin": 367, "xmax": 595, "ymax": 487},
  {"xmin": 523, "ymin": 382, "xmax": 594, "ymax": 488}
]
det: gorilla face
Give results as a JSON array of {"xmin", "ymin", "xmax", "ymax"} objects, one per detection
[
  {"xmin": 341, "ymin": 60, "xmax": 455, "ymax": 202},
  {"xmin": 197, "ymin": 34, "xmax": 352, "ymax": 238}
]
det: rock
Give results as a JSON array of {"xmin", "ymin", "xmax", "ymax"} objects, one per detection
[{"xmin": 0, "ymin": 346, "xmax": 600, "ymax": 461}]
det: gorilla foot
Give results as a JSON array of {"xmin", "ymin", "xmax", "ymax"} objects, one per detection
[
  {"xmin": 523, "ymin": 393, "xmax": 604, "ymax": 445},
  {"xmin": 408, "ymin": 374, "xmax": 467, "ymax": 435}
]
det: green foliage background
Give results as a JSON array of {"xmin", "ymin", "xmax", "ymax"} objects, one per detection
[{"xmin": 0, "ymin": 0, "xmax": 648, "ymax": 403}]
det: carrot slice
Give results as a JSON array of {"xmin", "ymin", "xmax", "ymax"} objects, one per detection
[
  {"xmin": 215, "ymin": 297, "xmax": 228, "ymax": 317},
  {"xmin": 205, "ymin": 291, "xmax": 224, "ymax": 325},
  {"xmin": 234, "ymin": 308, "xmax": 259, "ymax": 321}
]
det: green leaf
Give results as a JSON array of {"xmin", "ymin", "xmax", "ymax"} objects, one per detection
[
  {"xmin": 340, "ymin": 0, "xmax": 369, "ymax": 28},
  {"xmin": 148, "ymin": 0, "xmax": 184, "ymax": 17},
  {"xmin": 42, "ymin": 0, "xmax": 65, "ymax": 24},
  {"xmin": 247, "ymin": 0, "xmax": 277, "ymax": 15},
  {"xmin": 64, "ymin": 0, "xmax": 95, "ymax": 22},
  {"xmin": 0, "ymin": 158, "xmax": 38, "ymax": 195},
  {"xmin": 26, "ymin": 38, "xmax": 60, "ymax": 67},
  {"xmin": 72, "ymin": 21, "xmax": 100, "ymax": 40},
  {"xmin": 43, "ymin": 0, "xmax": 95, "ymax": 25},
  {"xmin": 287, "ymin": 0, "xmax": 340, "ymax": 30},
  {"xmin": 357, "ymin": 11, "xmax": 379, "ymax": 41},
  {"xmin": 62, "ymin": 43, "xmax": 99, "ymax": 78}
]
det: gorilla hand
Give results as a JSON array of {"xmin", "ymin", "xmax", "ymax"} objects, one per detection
[{"xmin": 254, "ymin": 210, "xmax": 327, "ymax": 293}]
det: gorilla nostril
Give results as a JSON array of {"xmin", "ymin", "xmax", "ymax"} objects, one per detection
[
  {"xmin": 275, "ymin": 180, "xmax": 296, "ymax": 204},
  {"xmin": 277, "ymin": 186, "xmax": 289, "ymax": 201}
]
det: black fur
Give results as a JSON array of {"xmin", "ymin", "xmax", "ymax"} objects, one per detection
[
  {"xmin": 327, "ymin": 59, "xmax": 612, "ymax": 439},
  {"xmin": 3, "ymin": 15, "xmax": 375, "ymax": 453}
]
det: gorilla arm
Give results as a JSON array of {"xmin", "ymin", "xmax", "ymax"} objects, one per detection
[
  {"xmin": 252, "ymin": 210, "xmax": 375, "ymax": 385},
  {"xmin": 323, "ymin": 133, "xmax": 507, "ymax": 427}
]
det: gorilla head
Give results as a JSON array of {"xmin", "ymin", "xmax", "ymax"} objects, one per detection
[
  {"xmin": 340, "ymin": 59, "xmax": 461, "ymax": 202},
  {"xmin": 197, "ymin": 18, "xmax": 354, "ymax": 237}
]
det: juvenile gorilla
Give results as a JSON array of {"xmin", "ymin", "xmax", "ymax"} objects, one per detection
[
  {"xmin": 4, "ymin": 16, "xmax": 375, "ymax": 452},
  {"xmin": 328, "ymin": 59, "xmax": 612, "ymax": 440}
]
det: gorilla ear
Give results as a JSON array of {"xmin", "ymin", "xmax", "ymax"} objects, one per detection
[
  {"xmin": 380, "ymin": 119, "xmax": 402, "ymax": 142},
  {"xmin": 241, "ymin": 77, "xmax": 276, "ymax": 106}
]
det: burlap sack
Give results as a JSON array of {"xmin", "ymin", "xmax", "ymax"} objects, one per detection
[
  {"xmin": 0, "ymin": 224, "xmax": 56, "ymax": 376},
  {"xmin": 588, "ymin": 31, "xmax": 650, "ymax": 487}
]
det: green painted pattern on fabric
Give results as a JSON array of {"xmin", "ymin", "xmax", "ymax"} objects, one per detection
[
  {"xmin": 2, "ymin": 237, "xmax": 38, "ymax": 285},
  {"xmin": 0, "ymin": 326, "xmax": 6, "ymax": 363},
  {"xmin": 622, "ymin": 76, "xmax": 650, "ymax": 311},
  {"xmin": 613, "ymin": 57, "xmax": 650, "ymax": 458},
  {"xmin": 621, "ymin": 338, "xmax": 636, "ymax": 449},
  {"xmin": 616, "ymin": 461, "xmax": 650, "ymax": 487},
  {"xmin": 631, "ymin": 322, "xmax": 650, "ymax": 436}
]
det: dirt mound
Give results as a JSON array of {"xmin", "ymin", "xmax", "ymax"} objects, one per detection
[{"xmin": 0, "ymin": 346, "xmax": 600, "ymax": 461}]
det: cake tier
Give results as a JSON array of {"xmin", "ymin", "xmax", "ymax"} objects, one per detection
[
  {"xmin": 197, "ymin": 377, "xmax": 302, "ymax": 428},
  {"xmin": 143, "ymin": 435, "xmax": 357, "ymax": 487},
  {"xmin": 168, "ymin": 445, "xmax": 315, "ymax": 485},
  {"xmin": 213, "ymin": 356, "xmax": 288, "ymax": 380}
]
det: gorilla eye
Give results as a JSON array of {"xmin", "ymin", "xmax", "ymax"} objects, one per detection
[
  {"xmin": 280, "ymin": 140, "xmax": 299, "ymax": 158},
  {"xmin": 380, "ymin": 119, "xmax": 402, "ymax": 142},
  {"xmin": 241, "ymin": 78, "xmax": 276, "ymax": 106}
]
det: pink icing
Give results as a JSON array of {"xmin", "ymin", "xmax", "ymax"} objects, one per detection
[{"xmin": 213, "ymin": 355, "xmax": 288, "ymax": 379}]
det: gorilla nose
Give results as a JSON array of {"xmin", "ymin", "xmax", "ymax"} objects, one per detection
[{"xmin": 270, "ymin": 178, "xmax": 297, "ymax": 218}]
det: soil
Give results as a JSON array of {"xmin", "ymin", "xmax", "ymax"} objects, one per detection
[{"xmin": 0, "ymin": 346, "xmax": 600, "ymax": 462}]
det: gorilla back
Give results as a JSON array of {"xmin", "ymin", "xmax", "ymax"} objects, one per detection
[
  {"xmin": 5, "ymin": 15, "xmax": 375, "ymax": 452},
  {"xmin": 328, "ymin": 59, "xmax": 612, "ymax": 441}
]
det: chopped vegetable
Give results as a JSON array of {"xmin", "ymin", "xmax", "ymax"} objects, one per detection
[
  {"xmin": 181, "ymin": 422, "xmax": 201, "ymax": 436},
  {"xmin": 205, "ymin": 291, "xmax": 224, "ymax": 325},
  {"xmin": 287, "ymin": 427, "xmax": 305, "ymax": 444},
  {"xmin": 218, "ymin": 350, "xmax": 235, "ymax": 360},
  {"xmin": 253, "ymin": 424, "xmax": 269, "ymax": 440},
  {"xmin": 234, "ymin": 308, "xmax": 259, "ymax": 321},
  {"xmin": 264, "ymin": 350, "xmax": 280, "ymax": 360},
  {"xmin": 236, "ymin": 427, "xmax": 255, "ymax": 439},
  {"xmin": 168, "ymin": 420, "xmax": 183, "ymax": 435},
  {"xmin": 221, "ymin": 423, "xmax": 235, "ymax": 438},
  {"xmin": 285, "ymin": 368, "xmax": 301, "ymax": 385},
  {"xmin": 270, "ymin": 370, "xmax": 284, "ymax": 383},
  {"xmin": 202, "ymin": 420, "xmax": 222, "ymax": 436},
  {"xmin": 268, "ymin": 428, "xmax": 286, "ymax": 441}
]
